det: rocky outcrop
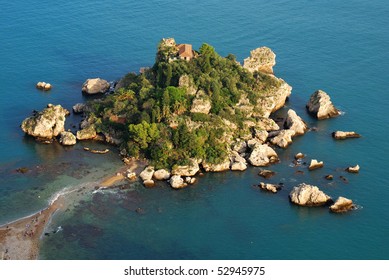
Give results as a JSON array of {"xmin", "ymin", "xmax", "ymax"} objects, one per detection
[
  {"xmin": 332, "ymin": 131, "xmax": 361, "ymax": 140},
  {"xmin": 306, "ymin": 90, "xmax": 340, "ymax": 120},
  {"xmin": 59, "ymin": 131, "xmax": 76, "ymax": 146},
  {"xmin": 253, "ymin": 128, "xmax": 269, "ymax": 143},
  {"xmin": 126, "ymin": 170, "xmax": 137, "ymax": 180},
  {"xmin": 190, "ymin": 94, "xmax": 211, "ymax": 114},
  {"xmin": 270, "ymin": 129, "xmax": 295, "ymax": 148},
  {"xmin": 82, "ymin": 78, "xmax": 110, "ymax": 95},
  {"xmin": 259, "ymin": 182, "xmax": 281, "ymax": 193},
  {"xmin": 256, "ymin": 118, "xmax": 280, "ymax": 132},
  {"xmin": 202, "ymin": 158, "xmax": 230, "ymax": 172},
  {"xmin": 243, "ymin": 47, "xmax": 276, "ymax": 74},
  {"xmin": 330, "ymin": 197, "xmax": 355, "ymax": 213},
  {"xmin": 185, "ymin": 177, "xmax": 196, "ymax": 184},
  {"xmin": 21, "ymin": 104, "xmax": 69, "ymax": 140},
  {"xmin": 258, "ymin": 169, "xmax": 276, "ymax": 179},
  {"xmin": 153, "ymin": 169, "xmax": 171, "ymax": 180},
  {"xmin": 72, "ymin": 103, "xmax": 86, "ymax": 114},
  {"xmin": 346, "ymin": 164, "xmax": 360, "ymax": 173},
  {"xmin": 171, "ymin": 159, "xmax": 200, "ymax": 177},
  {"xmin": 248, "ymin": 144, "xmax": 279, "ymax": 166},
  {"xmin": 289, "ymin": 183, "xmax": 332, "ymax": 206},
  {"xmin": 36, "ymin": 81, "xmax": 52, "ymax": 91},
  {"xmin": 230, "ymin": 151, "xmax": 247, "ymax": 171},
  {"xmin": 178, "ymin": 74, "xmax": 197, "ymax": 95},
  {"xmin": 169, "ymin": 175, "xmax": 187, "ymax": 189},
  {"xmin": 308, "ymin": 159, "xmax": 324, "ymax": 171},
  {"xmin": 285, "ymin": 109, "xmax": 308, "ymax": 135},
  {"xmin": 76, "ymin": 125, "xmax": 97, "ymax": 140}
]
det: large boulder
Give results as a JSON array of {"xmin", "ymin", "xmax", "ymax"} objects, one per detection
[
  {"xmin": 332, "ymin": 131, "xmax": 361, "ymax": 140},
  {"xmin": 285, "ymin": 109, "xmax": 308, "ymax": 135},
  {"xmin": 248, "ymin": 144, "xmax": 279, "ymax": 166},
  {"xmin": 202, "ymin": 158, "xmax": 230, "ymax": 172},
  {"xmin": 171, "ymin": 159, "xmax": 200, "ymax": 177},
  {"xmin": 21, "ymin": 104, "xmax": 69, "ymax": 140},
  {"xmin": 330, "ymin": 197, "xmax": 355, "ymax": 213},
  {"xmin": 59, "ymin": 131, "xmax": 76, "ymax": 146},
  {"xmin": 289, "ymin": 183, "xmax": 332, "ymax": 206},
  {"xmin": 270, "ymin": 129, "xmax": 295, "ymax": 148},
  {"xmin": 306, "ymin": 90, "xmax": 340, "ymax": 120},
  {"xmin": 169, "ymin": 175, "xmax": 187, "ymax": 189},
  {"xmin": 232, "ymin": 140, "xmax": 248, "ymax": 154},
  {"xmin": 139, "ymin": 166, "xmax": 155, "ymax": 181},
  {"xmin": 153, "ymin": 169, "xmax": 171, "ymax": 180},
  {"xmin": 230, "ymin": 151, "xmax": 247, "ymax": 171},
  {"xmin": 76, "ymin": 125, "xmax": 97, "ymax": 140},
  {"xmin": 243, "ymin": 47, "xmax": 276, "ymax": 74},
  {"xmin": 253, "ymin": 128, "xmax": 269, "ymax": 143},
  {"xmin": 82, "ymin": 78, "xmax": 110, "ymax": 95}
]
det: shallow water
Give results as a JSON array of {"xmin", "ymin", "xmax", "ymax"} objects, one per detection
[{"xmin": 1, "ymin": 0, "xmax": 388, "ymax": 259}]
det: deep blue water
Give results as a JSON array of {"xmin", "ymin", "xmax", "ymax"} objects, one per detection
[{"xmin": 1, "ymin": 0, "xmax": 388, "ymax": 259}]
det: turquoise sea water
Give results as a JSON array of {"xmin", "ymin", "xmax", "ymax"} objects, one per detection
[{"xmin": 1, "ymin": 0, "xmax": 388, "ymax": 259}]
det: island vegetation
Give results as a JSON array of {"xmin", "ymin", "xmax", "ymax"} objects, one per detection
[{"xmin": 82, "ymin": 38, "xmax": 288, "ymax": 169}]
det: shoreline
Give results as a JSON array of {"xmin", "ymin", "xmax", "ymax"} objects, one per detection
[{"xmin": 0, "ymin": 157, "xmax": 145, "ymax": 260}]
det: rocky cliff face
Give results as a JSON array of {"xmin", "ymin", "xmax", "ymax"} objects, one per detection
[
  {"xmin": 306, "ymin": 90, "xmax": 340, "ymax": 120},
  {"xmin": 243, "ymin": 47, "xmax": 276, "ymax": 74},
  {"xmin": 254, "ymin": 79, "xmax": 292, "ymax": 118},
  {"xmin": 21, "ymin": 104, "xmax": 70, "ymax": 140}
]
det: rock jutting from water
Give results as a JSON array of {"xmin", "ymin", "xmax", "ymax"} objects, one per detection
[
  {"xmin": 82, "ymin": 78, "xmax": 110, "ymax": 95},
  {"xmin": 330, "ymin": 197, "xmax": 355, "ymax": 213},
  {"xmin": 259, "ymin": 182, "xmax": 281, "ymax": 193},
  {"xmin": 36, "ymin": 81, "xmax": 52, "ymax": 91},
  {"xmin": 306, "ymin": 90, "xmax": 340, "ymax": 120},
  {"xmin": 308, "ymin": 159, "xmax": 324, "ymax": 171},
  {"xmin": 346, "ymin": 164, "xmax": 360, "ymax": 173},
  {"xmin": 332, "ymin": 131, "xmax": 361, "ymax": 140},
  {"xmin": 21, "ymin": 104, "xmax": 70, "ymax": 140},
  {"xmin": 59, "ymin": 131, "xmax": 77, "ymax": 146},
  {"xmin": 289, "ymin": 183, "xmax": 332, "ymax": 206}
]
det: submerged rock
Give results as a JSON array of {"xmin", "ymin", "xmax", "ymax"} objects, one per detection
[
  {"xmin": 285, "ymin": 109, "xmax": 308, "ymax": 135},
  {"xmin": 306, "ymin": 90, "xmax": 340, "ymax": 120},
  {"xmin": 82, "ymin": 78, "xmax": 110, "ymax": 95},
  {"xmin": 59, "ymin": 131, "xmax": 76, "ymax": 146},
  {"xmin": 259, "ymin": 182, "xmax": 281, "ymax": 193},
  {"xmin": 289, "ymin": 183, "xmax": 332, "ymax": 206},
  {"xmin": 243, "ymin": 47, "xmax": 276, "ymax": 74},
  {"xmin": 248, "ymin": 144, "xmax": 279, "ymax": 166},
  {"xmin": 21, "ymin": 104, "xmax": 69, "ymax": 140},
  {"xmin": 308, "ymin": 159, "xmax": 324, "ymax": 171},
  {"xmin": 258, "ymin": 169, "xmax": 276, "ymax": 179},
  {"xmin": 332, "ymin": 131, "xmax": 361, "ymax": 140},
  {"xmin": 324, "ymin": 174, "xmax": 334, "ymax": 180},
  {"xmin": 330, "ymin": 197, "xmax": 355, "ymax": 213},
  {"xmin": 346, "ymin": 164, "xmax": 360, "ymax": 173}
]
